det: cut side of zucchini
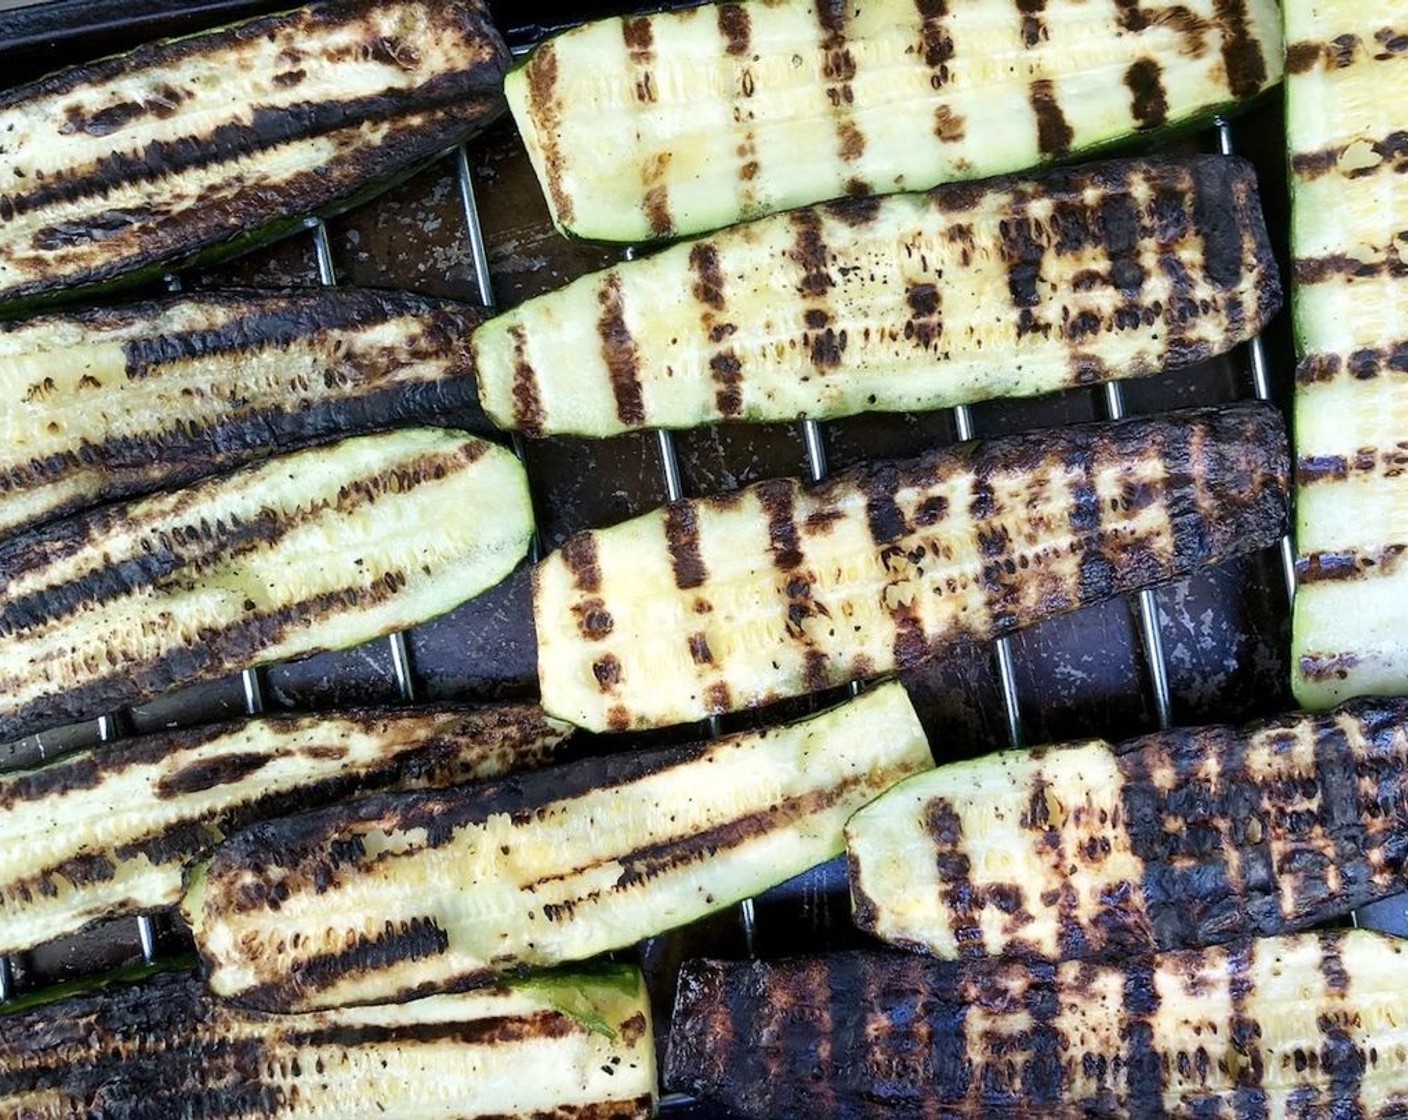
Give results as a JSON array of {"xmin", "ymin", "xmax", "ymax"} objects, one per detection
[
  {"xmin": 0, "ymin": 288, "xmax": 484, "ymax": 540},
  {"xmin": 847, "ymin": 697, "xmax": 1408, "ymax": 962},
  {"xmin": 0, "ymin": 0, "xmax": 508, "ymax": 305},
  {"xmin": 1287, "ymin": 0, "xmax": 1408, "ymax": 708},
  {"xmin": 475, "ymin": 155, "xmax": 1280, "ymax": 437},
  {"xmin": 0, "ymin": 428, "xmax": 534, "ymax": 743},
  {"xmin": 667, "ymin": 931, "xmax": 1408, "ymax": 1119},
  {"xmin": 507, "ymin": 0, "xmax": 1284, "ymax": 242},
  {"xmin": 0, "ymin": 966, "xmax": 657, "ymax": 1119},
  {"xmin": 0, "ymin": 704, "xmax": 571, "ymax": 955},
  {"xmin": 535, "ymin": 404, "xmax": 1288, "ymax": 733},
  {"xmin": 181, "ymin": 681, "xmax": 932, "ymax": 1012}
]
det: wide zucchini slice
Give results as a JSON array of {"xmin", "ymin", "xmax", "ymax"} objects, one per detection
[
  {"xmin": 0, "ymin": 966, "xmax": 656, "ymax": 1119},
  {"xmin": 182, "ymin": 682, "xmax": 931, "ymax": 1012},
  {"xmin": 847, "ymin": 697, "xmax": 1408, "ymax": 963},
  {"xmin": 507, "ymin": 0, "xmax": 1284, "ymax": 242},
  {"xmin": 475, "ymin": 155, "xmax": 1280, "ymax": 437},
  {"xmin": 0, "ymin": 288, "xmax": 483, "ymax": 540},
  {"xmin": 667, "ymin": 931, "xmax": 1408, "ymax": 1118},
  {"xmin": 0, "ymin": 428, "xmax": 533, "ymax": 743},
  {"xmin": 535, "ymin": 403, "xmax": 1288, "ymax": 733},
  {"xmin": 0, "ymin": 0, "xmax": 507, "ymax": 305},
  {"xmin": 0, "ymin": 704, "xmax": 571, "ymax": 956},
  {"xmin": 1288, "ymin": 0, "xmax": 1408, "ymax": 707}
]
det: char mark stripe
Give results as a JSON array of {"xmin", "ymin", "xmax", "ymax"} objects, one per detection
[{"xmin": 595, "ymin": 275, "xmax": 647, "ymax": 428}]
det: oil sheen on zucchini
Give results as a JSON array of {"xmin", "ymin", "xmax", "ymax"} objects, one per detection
[
  {"xmin": 847, "ymin": 697, "xmax": 1408, "ymax": 963},
  {"xmin": 535, "ymin": 404, "xmax": 1289, "ymax": 733},
  {"xmin": 476, "ymin": 156, "xmax": 1280, "ymax": 437},
  {"xmin": 666, "ymin": 931, "xmax": 1408, "ymax": 1119},
  {"xmin": 0, "ymin": 966, "xmax": 657, "ymax": 1119},
  {"xmin": 507, "ymin": 0, "xmax": 1284, "ymax": 242},
  {"xmin": 0, "ymin": 428, "xmax": 533, "ymax": 743},
  {"xmin": 0, "ymin": 704, "xmax": 571, "ymax": 956},
  {"xmin": 1288, "ymin": 0, "xmax": 1408, "ymax": 707},
  {"xmin": 182, "ymin": 682, "xmax": 931, "ymax": 1012},
  {"xmin": 0, "ymin": 0, "xmax": 507, "ymax": 305},
  {"xmin": 0, "ymin": 288, "xmax": 486, "ymax": 540}
]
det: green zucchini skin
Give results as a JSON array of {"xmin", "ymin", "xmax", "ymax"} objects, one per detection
[
  {"xmin": 0, "ymin": 288, "xmax": 485, "ymax": 541},
  {"xmin": 0, "ymin": 704, "xmax": 571, "ymax": 956},
  {"xmin": 0, "ymin": 966, "xmax": 657, "ymax": 1119},
  {"xmin": 0, "ymin": 428, "xmax": 533, "ymax": 743},
  {"xmin": 0, "ymin": 0, "xmax": 508, "ymax": 306},
  {"xmin": 666, "ymin": 931, "xmax": 1408, "ymax": 1119},
  {"xmin": 475, "ymin": 155, "xmax": 1281, "ymax": 437},
  {"xmin": 506, "ymin": 0, "xmax": 1284, "ymax": 243},
  {"xmin": 534, "ymin": 403, "xmax": 1290, "ymax": 733},
  {"xmin": 1287, "ymin": 0, "xmax": 1408, "ymax": 708},
  {"xmin": 181, "ymin": 682, "xmax": 932, "ymax": 1012},
  {"xmin": 847, "ymin": 696, "xmax": 1408, "ymax": 963}
]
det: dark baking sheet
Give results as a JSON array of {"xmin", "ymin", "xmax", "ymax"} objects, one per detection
[{"xmin": 0, "ymin": 1, "xmax": 1400, "ymax": 1115}]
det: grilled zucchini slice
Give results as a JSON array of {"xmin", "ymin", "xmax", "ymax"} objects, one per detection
[
  {"xmin": 0, "ymin": 704, "xmax": 571, "ymax": 956},
  {"xmin": 847, "ymin": 697, "xmax": 1408, "ymax": 963},
  {"xmin": 475, "ymin": 155, "xmax": 1280, "ymax": 437},
  {"xmin": 507, "ymin": 0, "xmax": 1284, "ymax": 242},
  {"xmin": 0, "ymin": 288, "xmax": 484, "ymax": 540},
  {"xmin": 182, "ymin": 682, "xmax": 931, "ymax": 1012},
  {"xmin": 535, "ymin": 403, "xmax": 1288, "ymax": 733},
  {"xmin": 0, "ymin": 0, "xmax": 507, "ymax": 306},
  {"xmin": 0, "ymin": 428, "xmax": 533, "ymax": 743},
  {"xmin": 667, "ymin": 930, "xmax": 1408, "ymax": 1119},
  {"xmin": 0, "ymin": 966, "xmax": 656, "ymax": 1119},
  {"xmin": 1288, "ymin": 0, "xmax": 1408, "ymax": 707}
]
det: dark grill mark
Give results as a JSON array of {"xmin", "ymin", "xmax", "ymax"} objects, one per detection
[
  {"xmin": 916, "ymin": 0, "xmax": 954, "ymax": 85},
  {"xmin": 688, "ymin": 632, "xmax": 713, "ymax": 665},
  {"xmin": 1123, "ymin": 957, "xmax": 1167, "ymax": 1118},
  {"xmin": 1299, "ymin": 444, "xmax": 1408, "ymax": 484},
  {"xmin": 621, "ymin": 16, "xmax": 653, "ymax": 56},
  {"xmin": 710, "ymin": 351, "xmax": 744, "ymax": 418},
  {"xmin": 690, "ymin": 243, "xmax": 727, "ymax": 311},
  {"xmin": 288, "ymin": 1008, "xmax": 574, "ymax": 1051},
  {"xmin": 790, "ymin": 210, "xmax": 832, "ymax": 297},
  {"xmin": 155, "ymin": 750, "xmax": 271, "ymax": 798},
  {"xmin": 596, "ymin": 276, "xmax": 647, "ymax": 428},
  {"xmin": 573, "ymin": 598, "xmax": 613, "ymax": 641},
  {"xmin": 666, "ymin": 504, "xmax": 709, "ymax": 590},
  {"xmin": 1125, "ymin": 58, "xmax": 1168, "ymax": 128},
  {"xmin": 905, "ymin": 281, "xmax": 942, "ymax": 348},
  {"xmin": 1016, "ymin": 0, "xmax": 1047, "ymax": 48},
  {"xmin": 1292, "ymin": 129, "xmax": 1408, "ymax": 181},
  {"xmin": 862, "ymin": 463, "xmax": 907, "ymax": 544},
  {"xmin": 1214, "ymin": 0, "xmax": 1268, "ymax": 99},
  {"xmin": 1028, "ymin": 78, "xmax": 1073, "ymax": 159},
  {"xmin": 274, "ymin": 916, "xmax": 450, "ymax": 1005},
  {"xmin": 1298, "ymin": 545, "xmax": 1408, "ymax": 585},
  {"xmin": 1297, "ymin": 343, "xmax": 1408, "ymax": 384},
  {"xmin": 643, "ymin": 186, "xmax": 672, "ymax": 238},
  {"xmin": 592, "ymin": 654, "xmax": 622, "ymax": 690},
  {"xmin": 924, "ymin": 797, "xmax": 983, "ymax": 956},
  {"xmin": 527, "ymin": 44, "xmax": 574, "ymax": 226},
  {"xmin": 1191, "ymin": 157, "xmax": 1247, "ymax": 290},
  {"xmin": 756, "ymin": 479, "xmax": 803, "ymax": 572},
  {"xmin": 508, "ymin": 325, "xmax": 546, "ymax": 438},
  {"xmin": 718, "ymin": 4, "xmax": 751, "ymax": 56},
  {"xmin": 559, "ymin": 533, "xmax": 602, "ymax": 594}
]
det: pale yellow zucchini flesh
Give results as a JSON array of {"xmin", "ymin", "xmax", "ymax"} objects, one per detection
[
  {"xmin": 507, "ymin": 0, "xmax": 1284, "ymax": 242},
  {"xmin": 846, "ymin": 697, "xmax": 1408, "ymax": 962},
  {"xmin": 534, "ymin": 404, "xmax": 1288, "ymax": 733},
  {"xmin": 181, "ymin": 682, "xmax": 932, "ymax": 1012},
  {"xmin": 475, "ymin": 155, "xmax": 1280, "ymax": 437},
  {"xmin": 0, "ymin": 966, "xmax": 657, "ymax": 1119},
  {"xmin": 0, "ymin": 704, "xmax": 571, "ymax": 955},
  {"xmin": 667, "ymin": 931, "xmax": 1408, "ymax": 1118},
  {"xmin": 0, "ymin": 428, "xmax": 534, "ymax": 743},
  {"xmin": 1288, "ymin": 0, "xmax": 1408, "ymax": 707}
]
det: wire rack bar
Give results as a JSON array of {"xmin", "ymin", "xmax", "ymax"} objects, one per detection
[
  {"xmin": 0, "ymin": 956, "xmax": 11, "ymax": 1001},
  {"xmin": 1100, "ymin": 382, "xmax": 1174, "ymax": 730},
  {"xmin": 952, "ymin": 405, "xmax": 1025, "ymax": 746}
]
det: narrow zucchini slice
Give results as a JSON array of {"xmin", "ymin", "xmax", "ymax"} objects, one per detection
[
  {"xmin": 0, "ymin": 704, "xmax": 571, "ymax": 955},
  {"xmin": 475, "ymin": 155, "xmax": 1280, "ymax": 437},
  {"xmin": 847, "ymin": 697, "xmax": 1408, "ymax": 963},
  {"xmin": 507, "ymin": 0, "xmax": 1284, "ymax": 242},
  {"xmin": 0, "ymin": 0, "xmax": 507, "ymax": 305},
  {"xmin": 0, "ymin": 288, "xmax": 483, "ymax": 540},
  {"xmin": 182, "ymin": 682, "xmax": 931, "ymax": 1012},
  {"xmin": 535, "ymin": 404, "xmax": 1288, "ymax": 733},
  {"xmin": 1288, "ymin": 0, "xmax": 1408, "ymax": 707},
  {"xmin": 0, "ymin": 966, "xmax": 656, "ymax": 1119},
  {"xmin": 667, "ymin": 931, "xmax": 1408, "ymax": 1119},
  {"xmin": 0, "ymin": 428, "xmax": 533, "ymax": 743}
]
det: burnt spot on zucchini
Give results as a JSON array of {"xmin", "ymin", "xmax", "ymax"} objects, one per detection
[
  {"xmin": 1028, "ymin": 79, "xmax": 1074, "ymax": 159},
  {"xmin": 718, "ymin": 4, "xmax": 751, "ymax": 56},
  {"xmin": 665, "ymin": 504, "xmax": 709, "ymax": 590}
]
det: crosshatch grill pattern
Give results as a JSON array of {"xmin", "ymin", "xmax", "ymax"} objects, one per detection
[{"xmin": 0, "ymin": 3, "xmax": 1394, "ymax": 1115}]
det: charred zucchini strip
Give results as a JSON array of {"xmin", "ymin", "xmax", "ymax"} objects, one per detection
[
  {"xmin": 0, "ymin": 0, "xmax": 507, "ymax": 305},
  {"xmin": 0, "ymin": 704, "xmax": 571, "ymax": 956},
  {"xmin": 507, "ymin": 0, "xmax": 1283, "ymax": 242},
  {"xmin": 535, "ymin": 404, "xmax": 1288, "ymax": 733},
  {"xmin": 666, "ymin": 931, "xmax": 1408, "ymax": 1119},
  {"xmin": 1288, "ymin": 0, "xmax": 1408, "ymax": 707},
  {"xmin": 182, "ymin": 682, "xmax": 931, "ymax": 1012},
  {"xmin": 475, "ymin": 156, "xmax": 1280, "ymax": 437},
  {"xmin": 847, "ymin": 697, "xmax": 1408, "ymax": 963},
  {"xmin": 0, "ymin": 288, "xmax": 484, "ymax": 540},
  {"xmin": 0, "ymin": 428, "xmax": 533, "ymax": 743},
  {"xmin": 0, "ymin": 966, "xmax": 656, "ymax": 1119}
]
